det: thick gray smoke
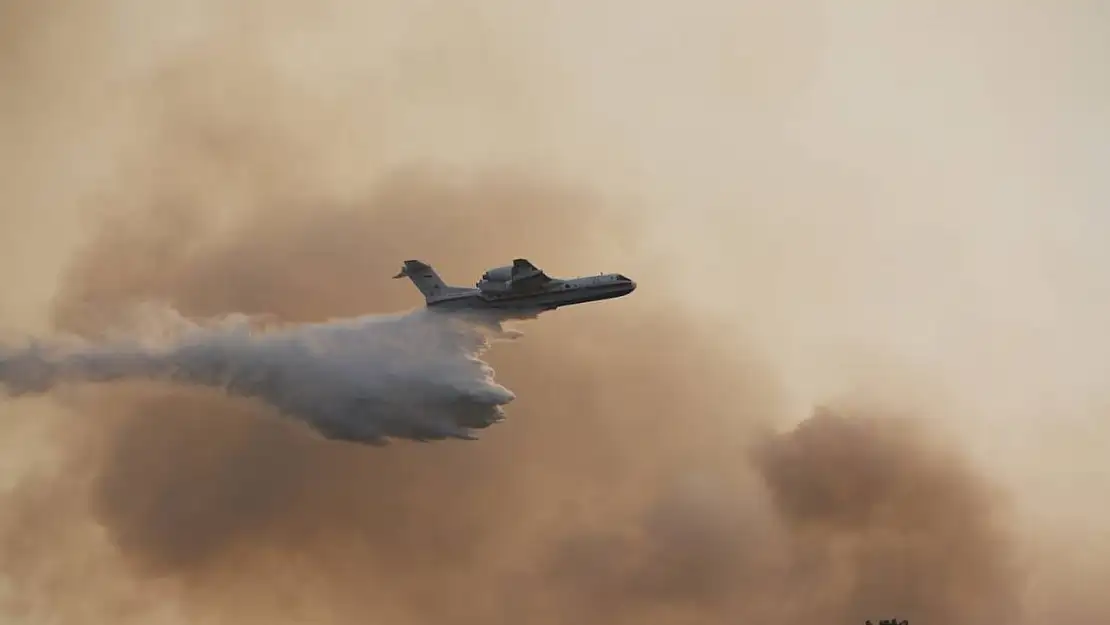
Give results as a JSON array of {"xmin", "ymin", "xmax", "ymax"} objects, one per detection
[
  {"xmin": 0, "ymin": 184, "xmax": 1020, "ymax": 625},
  {"xmin": 0, "ymin": 306, "xmax": 514, "ymax": 444},
  {"xmin": 2, "ymin": 1, "xmax": 1108, "ymax": 624}
]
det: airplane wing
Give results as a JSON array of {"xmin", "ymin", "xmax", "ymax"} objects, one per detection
[{"xmin": 511, "ymin": 258, "xmax": 552, "ymax": 284}]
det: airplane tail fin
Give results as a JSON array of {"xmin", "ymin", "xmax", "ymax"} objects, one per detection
[{"xmin": 393, "ymin": 260, "xmax": 452, "ymax": 301}]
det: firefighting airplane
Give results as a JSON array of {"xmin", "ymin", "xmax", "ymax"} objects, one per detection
[{"xmin": 392, "ymin": 258, "xmax": 636, "ymax": 330}]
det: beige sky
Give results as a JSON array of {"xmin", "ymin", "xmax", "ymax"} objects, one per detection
[
  {"xmin": 1, "ymin": 0, "xmax": 1109, "ymax": 622},
  {"xmin": 1, "ymin": 0, "xmax": 1107, "ymax": 489}
]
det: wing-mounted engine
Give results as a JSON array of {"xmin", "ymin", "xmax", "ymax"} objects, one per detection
[
  {"xmin": 476, "ymin": 265, "xmax": 514, "ymax": 294},
  {"xmin": 482, "ymin": 266, "xmax": 514, "ymax": 282},
  {"xmin": 475, "ymin": 259, "xmax": 554, "ymax": 296}
]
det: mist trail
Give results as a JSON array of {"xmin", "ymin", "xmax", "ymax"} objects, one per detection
[{"xmin": 0, "ymin": 304, "xmax": 516, "ymax": 445}]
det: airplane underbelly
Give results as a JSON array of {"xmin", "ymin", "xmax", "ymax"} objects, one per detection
[
  {"xmin": 428, "ymin": 283, "xmax": 631, "ymax": 314},
  {"xmin": 488, "ymin": 285, "xmax": 630, "ymax": 310}
]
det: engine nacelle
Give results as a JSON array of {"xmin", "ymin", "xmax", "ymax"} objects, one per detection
[
  {"xmin": 477, "ymin": 279, "xmax": 510, "ymax": 294},
  {"xmin": 482, "ymin": 266, "xmax": 514, "ymax": 282}
]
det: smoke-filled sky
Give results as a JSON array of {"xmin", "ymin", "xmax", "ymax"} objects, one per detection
[{"xmin": 1, "ymin": 0, "xmax": 1109, "ymax": 623}]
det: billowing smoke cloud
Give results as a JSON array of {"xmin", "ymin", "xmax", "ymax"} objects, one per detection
[
  {"xmin": 2, "ymin": 1, "xmax": 1108, "ymax": 624},
  {"xmin": 0, "ymin": 306, "xmax": 515, "ymax": 444},
  {"xmin": 0, "ymin": 176, "xmax": 1021, "ymax": 625}
]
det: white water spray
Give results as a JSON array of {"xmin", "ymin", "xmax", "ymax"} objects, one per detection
[{"xmin": 0, "ymin": 305, "xmax": 516, "ymax": 445}]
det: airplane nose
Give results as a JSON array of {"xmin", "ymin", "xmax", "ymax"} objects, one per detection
[{"xmin": 627, "ymin": 279, "xmax": 637, "ymax": 292}]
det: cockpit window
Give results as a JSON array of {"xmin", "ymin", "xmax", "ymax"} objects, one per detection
[{"xmin": 614, "ymin": 274, "xmax": 629, "ymax": 281}]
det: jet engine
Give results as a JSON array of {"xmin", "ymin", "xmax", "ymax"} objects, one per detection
[
  {"xmin": 476, "ymin": 265, "xmax": 514, "ymax": 294},
  {"xmin": 482, "ymin": 266, "xmax": 514, "ymax": 282},
  {"xmin": 477, "ymin": 280, "xmax": 510, "ymax": 294}
]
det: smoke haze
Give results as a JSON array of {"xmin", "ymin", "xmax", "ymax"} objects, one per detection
[{"xmin": 2, "ymin": 0, "xmax": 1109, "ymax": 623}]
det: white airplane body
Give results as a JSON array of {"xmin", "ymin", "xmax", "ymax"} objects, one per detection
[{"xmin": 393, "ymin": 258, "xmax": 636, "ymax": 326}]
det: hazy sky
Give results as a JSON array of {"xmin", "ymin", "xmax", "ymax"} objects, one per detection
[
  {"xmin": 2, "ymin": 0, "xmax": 1108, "ymax": 477},
  {"xmin": 1, "ymin": 1, "xmax": 1109, "ymax": 622}
]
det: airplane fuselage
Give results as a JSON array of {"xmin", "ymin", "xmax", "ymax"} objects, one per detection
[{"xmin": 426, "ymin": 272, "xmax": 636, "ymax": 317}]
